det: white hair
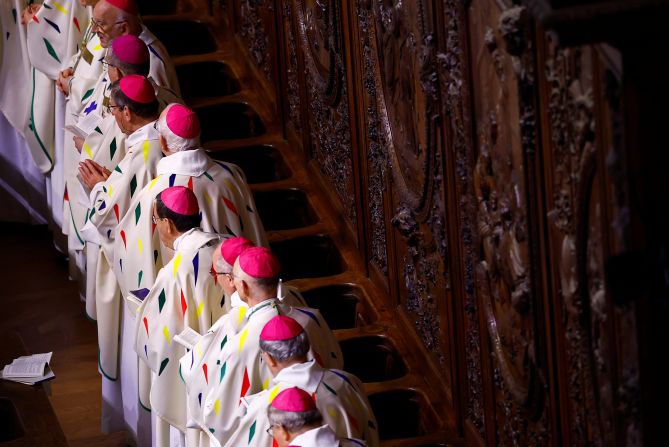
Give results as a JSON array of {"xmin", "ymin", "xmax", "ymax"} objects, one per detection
[{"xmin": 157, "ymin": 103, "xmax": 201, "ymax": 152}]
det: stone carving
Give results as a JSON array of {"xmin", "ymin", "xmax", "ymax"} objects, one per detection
[
  {"xmin": 294, "ymin": 0, "xmax": 356, "ymax": 224},
  {"xmin": 239, "ymin": 0, "xmax": 273, "ymax": 82}
]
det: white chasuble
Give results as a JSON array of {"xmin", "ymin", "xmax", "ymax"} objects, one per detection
[
  {"xmin": 24, "ymin": 0, "xmax": 87, "ymax": 173},
  {"xmin": 0, "ymin": 0, "xmax": 31, "ymax": 134},
  {"xmin": 80, "ymin": 121, "xmax": 163, "ymax": 380},
  {"xmin": 181, "ymin": 300, "xmax": 343, "ymax": 446},
  {"xmin": 290, "ymin": 425, "xmax": 367, "ymax": 447},
  {"xmin": 134, "ymin": 229, "xmax": 225, "ymax": 432},
  {"xmin": 224, "ymin": 361, "xmax": 378, "ymax": 447},
  {"xmin": 112, "ymin": 148, "xmax": 267, "ymax": 302}
]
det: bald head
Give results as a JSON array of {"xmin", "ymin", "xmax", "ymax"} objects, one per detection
[{"xmin": 92, "ymin": 0, "xmax": 141, "ymax": 48}]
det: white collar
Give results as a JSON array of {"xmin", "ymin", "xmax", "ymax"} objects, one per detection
[
  {"xmin": 138, "ymin": 25, "xmax": 156, "ymax": 46},
  {"xmin": 273, "ymin": 360, "xmax": 323, "ymax": 394},
  {"xmin": 289, "ymin": 425, "xmax": 338, "ymax": 447},
  {"xmin": 173, "ymin": 228, "xmax": 199, "ymax": 251},
  {"xmin": 156, "ymin": 148, "xmax": 209, "ymax": 176},
  {"xmin": 125, "ymin": 120, "xmax": 159, "ymax": 149}
]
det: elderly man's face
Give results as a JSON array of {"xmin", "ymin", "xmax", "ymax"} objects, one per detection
[
  {"xmin": 211, "ymin": 250, "xmax": 236, "ymax": 296},
  {"xmin": 91, "ymin": 1, "xmax": 126, "ymax": 48},
  {"xmin": 104, "ymin": 54, "xmax": 122, "ymax": 82}
]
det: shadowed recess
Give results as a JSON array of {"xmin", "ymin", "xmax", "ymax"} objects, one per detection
[
  {"xmin": 252, "ymin": 189, "xmax": 318, "ymax": 231},
  {"xmin": 269, "ymin": 235, "xmax": 344, "ymax": 280},
  {"xmin": 339, "ymin": 336, "xmax": 407, "ymax": 383},
  {"xmin": 143, "ymin": 20, "xmax": 216, "ymax": 55},
  {"xmin": 302, "ymin": 284, "xmax": 373, "ymax": 329},
  {"xmin": 176, "ymin": 61, "xmax": 241, "ymax": 100},
  {"xmin": 369, "ymin": 390, "xmax": 432, "ymax": 440},
  {"xmin": 207, "ymin": 145, "xmax": 290, "ymax": 184},
  {"xmin": 197, "ymin": 103, "xmax": 265, "ymax": 142}
]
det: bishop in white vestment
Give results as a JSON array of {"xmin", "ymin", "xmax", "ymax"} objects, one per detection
[{"xmin": 180, "ymin": 248, "xmax": 343, "ymax": 446}]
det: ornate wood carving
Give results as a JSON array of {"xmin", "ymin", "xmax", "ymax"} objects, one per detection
[
  {"xmin": 468, "ymin": 2, "xmax": 550, "ymax": 444},
  {"xmin": 439, "ymin": 0, "xmax": 486, "ymax": 437},
  {"xmin": 294, "ymin": 0, "xmax": 357, "ymax": 225},
  {"xmin": 238, "ymin": 0, "xmax": 273, "ymax": 81},
  {"xmin": 282, "ymin": 3, "xmax": 302, "ymax": 133},
  {"xmin": 541, "ymin": 36, "xmax": 641, "ymax": 446}
]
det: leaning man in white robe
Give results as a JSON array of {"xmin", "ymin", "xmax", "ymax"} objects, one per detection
[
  {"xmin": 78, "ymin": 75, "xmax": 163, "ymax": 445},
  {"xmin": 134, "ymin": 186, "xmax": 227, "ymax": 446},
  {"xmin": 180, "ymin": 247, "xmax": 343, "ymax": 447},
  {"xmin": 224, "ymin": 315, "xmax": 378, "ymax": 447}
]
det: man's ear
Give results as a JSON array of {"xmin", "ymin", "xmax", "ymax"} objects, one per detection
[
  {"xmin": 263, "ymin": 352, "xmax": 278, "ymax": 368},
  {"xmin": 122, "ymin": 105, "xmax": 132, "ymax": 123},
  {"xmin": 166, "ymin": 219, "xmax": 178, "ymax": 237}
]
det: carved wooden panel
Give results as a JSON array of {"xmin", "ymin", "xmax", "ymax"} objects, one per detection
[
  {"xmin": 281, "ymin": 3, "xmax": 303, "ymax": 134},
  {"xmin": 538, "ymin": 35, "xmax": 641, "ymax": 446},
  {"xmin": 467, "ymin": 2, "xmax": 551, "ymax": 444},
  {"xmin": 293, "ymin": 0, "xmax": 357, "ymax": 226},
  {"xmin": 237, "ymin": 0, "xmax": 274, "ymax": 82}
]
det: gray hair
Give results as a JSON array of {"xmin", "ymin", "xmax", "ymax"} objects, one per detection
[
  {"xmin": 213, "ymin": 242, "xmax": 233, "ymax": 273},
  {"xmin": 106, "ymin": 45, "xmax": 149, "ymax": 76},
  {"xmin": 267, "ymin": 406, "xmax": 322, "ymax": 434},
  {"xmin": 156, "ymin": 104, "xmax": 201, "ymax": 152},
  {"xmin": 259, "ymin": 331, "xmax": 309, "ymax": 362}
]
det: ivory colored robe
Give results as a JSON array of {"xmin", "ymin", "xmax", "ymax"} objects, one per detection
[
  {"xmin": 112, "ymin": 148, "xmax": 267, "ymax": 302},
  {"xmin": 134, "ymin": 229, "xmax": 225, "ymax": 433},
  {"xmin": 225, "ymin": 360, "xmax": 378, "ymax": 447},
  {"xmin": 288, "ymin": 425, "xmax": 367, "ymax": 447},
  {"xmin": 24, "ymin": 0, "xmax": 87, "ymax": 173},
  {"xmin": 80, "ymin": 121, "xmax": 163, "ymax": 380},
  {"xmin": 0, "ymin": 0, "xmax": 31, "ymax": 134},
  {"xmin": 224, "ymin": 284, "xmax": 307, "ymax": 315},
  {"xmin": 180, "ymin": 300, "xmax": 343, "ymax": 446}
]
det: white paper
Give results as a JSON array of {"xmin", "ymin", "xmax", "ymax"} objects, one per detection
[
  {"xmin": 1, "ymin": 352, "xmax": 53, "ymax": 380},
  {"xmin": 64, "ymin": 112, "xmax": 103, "ymax": 139},
  {"xmin": 174, "ymin": 327, "xmax": 201, "ymax": 350}
]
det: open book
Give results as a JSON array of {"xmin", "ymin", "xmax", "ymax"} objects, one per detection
[
  {"xmin": 64, "ymin": 112, "xmax": 103, "ymax": 140},
  {"xmin": 1, "ymin": 352, "xmax": 55, "ymax": 385}
]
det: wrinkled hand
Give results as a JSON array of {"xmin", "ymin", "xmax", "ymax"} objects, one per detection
[
  {"xmin": 57, "ymin": 68, "xmax": 74, "ymax": 96},
  {"xmin": 73, "ymin": 136, "xmax": 85, "ymax": 152},
  {"xmin": 20, "ymin": 4, "xmax": 41, "ymax": 26},
  {"xmin": 78, "ymin": 159, "xmax": 111, "ymax": 190}
]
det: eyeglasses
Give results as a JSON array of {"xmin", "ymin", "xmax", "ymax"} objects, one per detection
[
  {"xmin": 209, "ymin": 270, "xmax": 232, "ymax": 280},
  {"xmin": 106, "ymin": 103, "xmax": 121, "ymax": 114},
  {"xmin": 90, "ymin": 17, "xmax": 126, "ymax": 33},
  {"xmin": 266, "ymin": 424, "xmax": 279, "ymax": 437},
  {"xmin": 152, "ymin": 214, "xmax": 166, "ymax": 225}
]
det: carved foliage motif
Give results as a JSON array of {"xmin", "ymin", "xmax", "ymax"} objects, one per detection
[
  {"xmin": 357, "ymin": 0, "xmax": 450, "ymax": 370},
  {"xmin": 468, "ymin": 2, "xmax": 550, "ymax": 443},
  {"xmin": 438, "ymin": 0, "xmax": 486, "ymax": 435},
  {"xmin": 542, "ymin": 37, "xmax": 640, "ymax": 446},
  {"xmin": 294, "ymin": 0, "xmax": 356, "ymax": 224},
  {"xmin": 239, "ymin": 0, "xmax": 273, "ymax": 81},
  {"xmin": 283, "ymin": 3, "xmax": 302, "ymax": 133}
]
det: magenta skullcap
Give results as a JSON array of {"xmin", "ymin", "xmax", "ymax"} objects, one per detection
[
  {"xmin": 112, "ymin": 35, "xmax": 148, "ymax": 65},
  {"xmin": 221, "ymin": 237, "xmax": 254, "ymax": 266},
  {"xmin": 166, "ymin": 104, "xmax": 201, "ymax": 139},
  {"xmin": 119, "ymin": 75, "xmax": 155, "ymax": 104},
  {"xmin": 260, "ymin": 315, "xmax": 304, "ymax": 341},
  {"xmin": 271, "ymin": 387, "xmax": 316, "ymax": 412},
  {"xmin": 238, "ymin": 247, "xmax": 280, "ymax": 278},
  {"xmin": 160, "ymin": 186, "xmax": 199, "ymax": 215},
  {"xmin": 106, "ymin": 0, "xmax": 139, "ymax": 14}
]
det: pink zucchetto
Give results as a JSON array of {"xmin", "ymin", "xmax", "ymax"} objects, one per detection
[
  {"xmin": 166, "ymin": 104, "xmax": 201, "ymax": 139},
  {"xmin": 260, "ymin": 315, "xmax": 304, "ymax": 341},
  {"xmin": 270, "ymin": 387, "xmax": 316, "ymax": 412},
  {"xmin": 238, "ymin": 247, "xmax": 280, "ymax": 278},
  {"xmin": 106, "ymin": 0, "xmax": 139, "ymax": 15},
  {"xmin": 112, "ymin": 35, "xmax": 148, "ymax": 65},
  {"xmin": 119, "ymin": 75, "xmax": 155, "ymax": 104},
  {"xmin": 160, "ymin": 186, "xmax": 199, "ymax": 215},
  {"xmin": 221, "ymin": 237, "xmax": 255, "ymax": 266}
]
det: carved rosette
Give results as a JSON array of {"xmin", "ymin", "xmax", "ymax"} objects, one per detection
[
  {"xmin": 239, "ymin": 0, "xmax": 273, "ymax": 82},
  {"xmin": 439, "ymin": 0, "xmax": 486, "ymax": 435},
  {"xmin": 283, "ymin": 3, "xmax": 302, "ymax": 132},
  {"xmin": 294, "ymin": 0, "xmax": 356, "ymax": 224}
]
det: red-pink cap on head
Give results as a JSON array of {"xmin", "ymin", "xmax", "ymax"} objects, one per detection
[
  {"xmin": 160, "ymin": 186, "xmax": 199, "ymax": 215},
  {"xmin": 106, "ymin": 0, "xmax": 139, "ymax": 14},
  {"xmin": 238, "ymin": 247, "xmax": 280, "ymax": 278},
  {"xmin": 271, "ymin": 387, "xmax": 315, "ymax": 412},
  {"xmin": 166, "ymin": 104, "xmax": 201, "ymax": 139},
  {"xmin": 260, "ymin": 315, "xmax": 304, "ymax": 341},
  {"xmin": 220, "ymin": 237, "xmax": 254, "ymax": 266},
  {"xmin": 119, "ymin": 75, "xmax": 155, "ymax": 104},
  {"xmin": 111, "ymin": 35, "xmax": 148, "ymax": 65}
]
